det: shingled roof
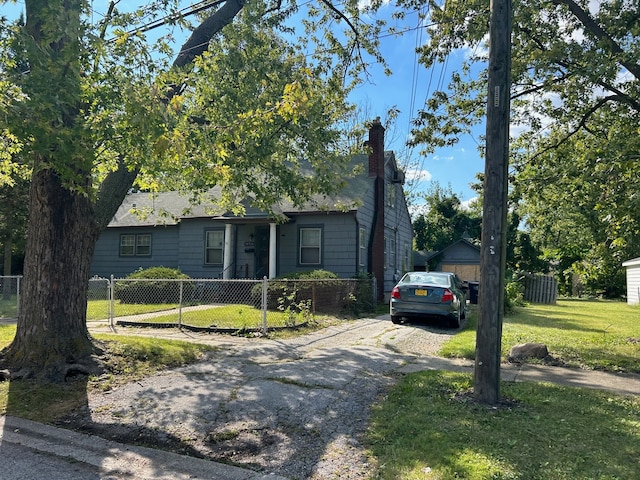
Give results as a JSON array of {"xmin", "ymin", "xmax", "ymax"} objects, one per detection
[{"xmin": 107, "ymin": 152, "xmax": 399, "ymax": 227}]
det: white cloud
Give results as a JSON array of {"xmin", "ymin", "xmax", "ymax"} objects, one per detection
[{"xmin": 405, "ymin": 166, "xmax": 432, "ymax": 183}]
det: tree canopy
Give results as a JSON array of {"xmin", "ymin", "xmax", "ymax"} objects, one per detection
[
  {"xmin": 403, "ymin": 0, "xmax": 639, "ymax": 296},
  {"xmin": 413, "ymin": 182, "xmax": 481, "ymax": 254}
]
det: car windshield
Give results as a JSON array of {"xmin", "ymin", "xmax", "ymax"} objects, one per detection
[{"xmin": 402, "ymin": 273, "xmax": 450, "ymax": 287}]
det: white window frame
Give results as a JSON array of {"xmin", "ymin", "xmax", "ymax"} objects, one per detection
[
  {"xmin": 359, "ymin": 227, "xmax": 367, "ymax": 267},
  {"xmin": 205, "ymin": 230, "xmax": 225, "ymax": 265},
  {"xmin": 299, "ymin": 227, "xmax": 322, "ymax": 266}
]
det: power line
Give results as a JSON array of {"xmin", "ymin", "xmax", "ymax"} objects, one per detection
[{"xmin": 107, "ymin": 0, "xmax": 226, "ymax": 41}]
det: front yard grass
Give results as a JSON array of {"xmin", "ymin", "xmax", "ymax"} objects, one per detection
[
  {"xmin": 439, "ymin": 298, "xmax": 640, "ymax": 373},
  {"xmin": 86, "ymin": 300, "xmax": 180, "ymax": 321},
  {"xmin": 86, "ymin": 300, "xmax": 316, "ymax": 330},
  {"xmin": 368, "ymin": 299, "xmax": 640, "ymax": 479},
  {"xmin": 133, "ymin": 303, "xmax": 309, "ymax": 329},
  {"xmin": 369, "ymin": 370, "xmax": 640, "ymax": 480}
]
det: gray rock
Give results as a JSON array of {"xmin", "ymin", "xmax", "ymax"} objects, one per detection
[{"xmin": 507, "ymin": 342, "xmax": 551, "ymax": 363}]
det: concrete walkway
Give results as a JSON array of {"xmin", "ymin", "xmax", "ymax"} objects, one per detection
[{"xmin": 398, "ymin": 356, "xmax": 640, "ymax": 397}]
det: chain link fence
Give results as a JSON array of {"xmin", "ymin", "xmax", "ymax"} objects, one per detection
[
  {"xmin": 95, "ymin": 276, "xmax": 376, "ymax": 333},
  {"xmin": 0, "ymin": 276, "xmax": 21, "ymax": 319},
  {"xmin": 2, "ymin": 275, "xmax": 376, "ymax": 333}
]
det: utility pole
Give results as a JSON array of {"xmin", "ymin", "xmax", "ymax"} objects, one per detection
[{"xmin": 474, "ymin": 0, "xmax": 512, "ymax": 404}]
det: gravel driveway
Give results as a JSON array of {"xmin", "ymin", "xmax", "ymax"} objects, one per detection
[{"xmin": 74, "ymin": 316, "xmax": 459, "ymax": 479}]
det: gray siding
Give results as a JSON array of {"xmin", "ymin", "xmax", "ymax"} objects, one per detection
[
  {"xmin": 383, "ymin": 179, "xmax": 413, "ymax": 295},
  {"xmin": 278, "ymin": 214, "xmax": 359, "ymax": 278},
  {"xmin": 355, "ymin": 179, "xmax": 375, "ymax": 275},
  {"xmin": 90, "ymin": 226, "xmax": 179, "ymax": 278},
  {"xmin": 177, "ymin": 218, "xmax": 225, "ymax": 278}
]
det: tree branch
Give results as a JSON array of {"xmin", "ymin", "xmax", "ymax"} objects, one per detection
[
  {"xmin": 528, "ymin": 95, "xmax": 620, "ymax": 164},
  {"xmin": 95, "ymin": 0, "xmax": 247, "ymax": 227},
  {"xmin": 173, "ymin": 0, "xmax": 246, "ymax": 69},
  {"xmin": 553, "ymin": 0, "xmax": 640, "ymax": 80}
]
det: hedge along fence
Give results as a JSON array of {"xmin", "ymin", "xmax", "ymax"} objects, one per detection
[{"xmin": 95, "ymin": 275, "xmax": 376, "ymax": 333}]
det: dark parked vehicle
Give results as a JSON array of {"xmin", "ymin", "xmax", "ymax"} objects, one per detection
[{"xmin": 390, "ymin": 271, "xmax": 468, "ymax": 328}]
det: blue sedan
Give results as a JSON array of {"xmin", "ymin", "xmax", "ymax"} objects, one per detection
[{"xmin": 390, "ymin": 271, "xmax": 469, "ymax": 328}]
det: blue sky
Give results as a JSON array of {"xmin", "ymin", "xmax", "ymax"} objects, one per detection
[
  {"xmin": 4, "ymin": 1, "xmax": 485, "ymax": 208},
  {"xmin": 348, "ymin": 6, "xmax": 485, "ymax": 211}
]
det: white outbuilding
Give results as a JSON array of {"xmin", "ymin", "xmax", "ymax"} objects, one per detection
[{"xmin": 622, "ymin": 257, "xmax": 640, "ymax": 305}]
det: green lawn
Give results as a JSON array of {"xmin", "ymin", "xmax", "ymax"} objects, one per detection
[
  {"xmin": 369, "ymin": 299, "xmax": 640, "ymax": 479},
  {"xmin": 369, "ymin": 370, "xmax": 640, "ymax": 480},
  {"xmin": 132, "ymin": 303, "xmax": 308, "ymax": 329},
  {"xmin": 439, "ymin": 299, "xmax": 640, "ymax": 373},
  {"xmin": 87, "ymin": 300, "xmax": 180, "ymax": 321},
  {"xmin": 87, "ymin": 300, "xmax": 309, "ymax": 329}
]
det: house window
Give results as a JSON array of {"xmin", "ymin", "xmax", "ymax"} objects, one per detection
[
  {"xmin": 299, "ymin": 227, "xmax": 322, "ymax": 265},
  {"xmin": 120, "ymin": 234, "xmax": 151, "ymax": 256},
  {"xmin": 386, "ymin": 183, "xmax": 396, "ymax": 208},
  {"xmin": 205, "ymin": 230, "xmax": 224, "ymax": 265},
  {"xmin": 359, "ymin": 227, "xmax": 366, "ymax": 267}
]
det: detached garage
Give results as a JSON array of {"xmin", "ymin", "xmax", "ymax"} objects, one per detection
[{"xmin": 622, "ymin": 257, "xmax": 640, "ymax": 305}]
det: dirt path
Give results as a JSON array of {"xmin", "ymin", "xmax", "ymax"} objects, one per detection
[{"xmin": 75, "ymin": 316, "xmax": 457, "ymax": 479}]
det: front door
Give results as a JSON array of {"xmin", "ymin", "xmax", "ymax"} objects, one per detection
[{"xmin": 254, "ymin": 226, "xmax": 269, "ymax": 278}]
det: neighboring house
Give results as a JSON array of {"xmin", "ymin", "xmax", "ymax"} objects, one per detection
[
  {"xmin": 622, "ymin": 257, "xmax": 640, "ymax": 305},
  {"xmin": 413, "ymin": 236, "xmax": 481, "ymax": 282},
  {"xmin": 90, "ymin": 119, "xmax": 413, "ymax": 301}
]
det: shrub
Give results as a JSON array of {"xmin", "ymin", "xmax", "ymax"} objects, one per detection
[
  {"xmin": 251, "ymin": 270, "xmax": 375, "ymax": 315},
  {"xmin": 346, "ymin": 272, "xmax": 375, "ymax": 315},
  {"xmin": 504, "ymin": 274, "xmax": 525, "ymax": 313},
  {"xmin": 277, "ymin": 270, "xmax": 339, "ymax": 280},
  {"xmin": 115, "ymin": 267, "xmax": 193, "ymax": 304}
]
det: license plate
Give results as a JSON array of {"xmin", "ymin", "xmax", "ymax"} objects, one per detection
[{"xmin": 415, "ymin": 289, "xmax": 428, "ymax": 296}]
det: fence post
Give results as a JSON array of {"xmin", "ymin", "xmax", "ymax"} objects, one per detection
[
  {"xmin": 109, "ymin": 275, "xmax": 114, "ymax": 327},
  {"xmin": 262, "ymin": 276, "xmax": 268, "ymax": 335},
  {"xmin": 16, "ymin": 276, "xmax": 21, "ymax": 318},
  {"xmin": 312, "ymin": 281, "xmax": 316, "ymax": 314},
  {"xmin": 178, "ymin": 280, "xmax": 183, "ymax": 328}
]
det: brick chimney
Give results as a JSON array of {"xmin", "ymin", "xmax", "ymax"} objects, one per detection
[
  {"xmin": 368, "ymin": 117, "xmax": 386, "ymax": 302},
  {"xmin": 368, "ymin": 117, "xmax": 385, "ymax": 179}
]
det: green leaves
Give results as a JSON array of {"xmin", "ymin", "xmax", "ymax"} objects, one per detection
[{"xmin": 400, "ymin": 0, "xmax": 639, "ymax": 296}]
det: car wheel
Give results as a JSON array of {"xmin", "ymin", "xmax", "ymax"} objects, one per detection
[
  {"xmin": 391, "ymin": 315, "xmax": 402, "ymax": 324},
  {"xmin": 449, "ymin": 310, "xmax": 461, "ymax": 328}
]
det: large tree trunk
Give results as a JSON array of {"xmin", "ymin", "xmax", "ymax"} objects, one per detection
[{"xmin": 2, "ymin": 168, "xmax": 102, "ymax": 381}]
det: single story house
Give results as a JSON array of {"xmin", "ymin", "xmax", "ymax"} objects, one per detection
[
  {"xmin": 413, "ymin": 236, "xmax": 481, "ymax": 282},
  {"xmin": 622, "ymin": 257, "xmax": 640, "ymax": 305},
  {"xmin": 90, "ymin": 119, "xmax": 413, "ymax": 301}
]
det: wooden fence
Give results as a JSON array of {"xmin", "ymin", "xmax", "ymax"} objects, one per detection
[{"xmin": 524, "ymin": 274, "xmax": 557, "ymax": 304}]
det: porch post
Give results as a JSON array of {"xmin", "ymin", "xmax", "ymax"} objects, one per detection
[
  {"xmin": 269, "ymin": 222, "xmax": 277, "ymax": 279},
  {"xmin": 223, "ymin": 223, "xmax": 233, "ymax": 279}
]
